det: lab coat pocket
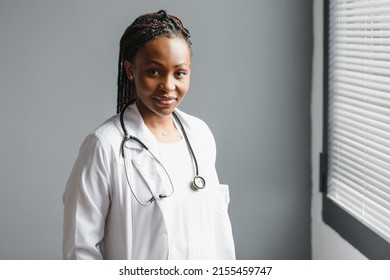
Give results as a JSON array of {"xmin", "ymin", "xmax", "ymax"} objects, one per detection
[
  {"xmin": 218, "ymin": 184, "xmax": 230, "ymax": 205},
  {"xmin": 214, "ymin": 184, "xmax": 230, "ymax": 214},
  {"xmin": 214, "ymin": 184, "xmax": 236, "ymax": 259}
]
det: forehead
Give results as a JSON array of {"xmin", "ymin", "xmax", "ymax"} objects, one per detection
[{"xmin": 134, "ymin": 36, "xmax": 191, "ymax": 65}]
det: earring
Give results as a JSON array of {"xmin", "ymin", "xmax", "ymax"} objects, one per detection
[{"xmin": 129, "ymin": 75, "xmax": 133, "ymax": 81}]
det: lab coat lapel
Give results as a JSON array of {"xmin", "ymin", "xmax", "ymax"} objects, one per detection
[
  {"xmin": 173, "ymin": 109, "xmax": 201, "ymax": 163},
  {"xmin": 122, "ymin": 104, "xmax": 169, "ymax": 197},
  {"xmin": 122, "ymin": 103, "xmax": 158, "ymax": 153}
]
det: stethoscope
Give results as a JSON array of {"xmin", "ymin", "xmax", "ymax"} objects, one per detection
[{"xmin": 119, "ymin": 101, "xmax": 206, "ymax": 206}]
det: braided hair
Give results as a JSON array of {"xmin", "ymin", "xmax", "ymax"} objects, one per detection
[{"xmin": 117, "ymin": 10, "xmax": 192, "ymax": 113}]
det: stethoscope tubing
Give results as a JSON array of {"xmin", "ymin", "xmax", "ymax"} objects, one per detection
[
  {"xmin": 172, "ymin": 111, "xmax": 199, "ymax": 177},
  {"xmin": 119, "ymin": 100, "xmax": 205, "ymax": 206},
  {"xmin": 122, "ymin": 140, "xmax": 174, "ymax": 205}
]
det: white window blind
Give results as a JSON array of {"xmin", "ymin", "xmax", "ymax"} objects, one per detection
[{"xmin": 328, "ymin": 0, "xmax": 390, "ymax": 243}]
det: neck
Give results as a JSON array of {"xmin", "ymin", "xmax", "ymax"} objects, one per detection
[
  {"xmin": 136, "ymin": 102, "xmax": 180, "ymax": 143},
  {"xmin": 146, "ymin": 117, "xmax": 181, "ymax": 143},
  {"xmin": 141, "ymin": 113, "xmax": 174, "ymax": 131}
]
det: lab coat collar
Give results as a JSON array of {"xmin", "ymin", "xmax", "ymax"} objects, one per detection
[
  {"xmin": 122, "ymin": 102, "xmax": 186, "ymax": 153},
  {"xmin": 123, "ymin": 103, "xmax": 157, "ymax": 151}
]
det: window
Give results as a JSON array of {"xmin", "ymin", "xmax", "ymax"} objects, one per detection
[{"xmin": 322, "ymin": 0, "xmax": 390, "ymax": 259}]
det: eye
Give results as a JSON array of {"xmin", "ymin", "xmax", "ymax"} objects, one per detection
[
  {"xmin": 147, "ymin": 68, "xmax": 160, "ymax": 77},
  {"xmin": 175, "ymin": 71, "xmax": 188, "ymax": 79}
]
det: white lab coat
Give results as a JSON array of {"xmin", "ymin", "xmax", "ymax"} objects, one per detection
[{"xmin": 63, "ymin": 103, "xmax": 235, "ymax": 259}]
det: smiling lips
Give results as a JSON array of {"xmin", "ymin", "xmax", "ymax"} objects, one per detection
[{"xmin": 153, "ymin": 96, "xmax": 178, "ymax": 106}]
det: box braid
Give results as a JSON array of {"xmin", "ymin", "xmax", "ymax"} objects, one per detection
[{"xmin": 117, "ymin": 10, "xmax": 192, "ymax": 113}]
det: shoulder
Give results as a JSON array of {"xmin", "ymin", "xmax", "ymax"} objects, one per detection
[
  {"xmin": 94, "ymin": 114, "xmax": 122, "ymax": 140},
  {"xmin": 175, "ymin": 108, "xmax": 218, "ymax": 164},
  {"xmin": 174, "ymin": 108, "xmax": 216, "ymax": 150},
  {"xmin": 175, "ymin": 108, "xmax": 212, "ymax": 135},
  {"xmin": 78, "ymin": 114, "xmax": 123, "ymax": 161}
]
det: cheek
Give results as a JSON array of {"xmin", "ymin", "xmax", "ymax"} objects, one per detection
[
  {"xmin": 179, "ymin": 78, "xmax": 191, "ymax": 95},
  {"xmin": 135, "ymin": 78, "xmax": 154, "ymax": 93}
]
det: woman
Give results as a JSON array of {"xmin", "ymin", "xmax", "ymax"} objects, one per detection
[{"xmin": 63, "ymin": 10, "xmax": 235, "ymax": 260}]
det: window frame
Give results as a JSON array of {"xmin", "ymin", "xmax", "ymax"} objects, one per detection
[{"xmin": 321, "ymin": 0, "xmax": 390, "ymax": 260}]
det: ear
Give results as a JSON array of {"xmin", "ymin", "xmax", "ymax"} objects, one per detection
[{"xmin": 124, "ymin": 60, "xmax": 134, "ymax": 81}]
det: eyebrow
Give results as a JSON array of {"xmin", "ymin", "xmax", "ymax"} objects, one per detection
[{"xmin": 146, "ymin": 60, "xmax": 189, "ymax": 68}]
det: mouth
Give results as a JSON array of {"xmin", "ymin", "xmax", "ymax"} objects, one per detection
[{"xmin": 152, "ymin": 96, "xmax": 178, "ymax": 106}]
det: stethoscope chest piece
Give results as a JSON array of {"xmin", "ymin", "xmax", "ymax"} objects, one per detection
[{"xmin": 192, "ymin": 175, "xmax": 206, "ymax": 190}]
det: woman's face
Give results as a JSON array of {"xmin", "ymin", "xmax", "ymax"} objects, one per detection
[{"xmin": 124, "ymin": 36, "xmax": 191, "ymax": 119}]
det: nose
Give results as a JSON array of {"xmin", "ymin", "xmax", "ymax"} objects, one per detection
[{"xmin": 160, "ymin": 75, "xmax": 176, "ymax": 92}]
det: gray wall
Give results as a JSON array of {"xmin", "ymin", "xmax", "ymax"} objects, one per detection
[{"xmin": 0, "ymin": 0, "xmax": 312, "ymax": 259}]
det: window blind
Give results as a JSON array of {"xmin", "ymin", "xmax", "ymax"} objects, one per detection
[{"xmin": 327, "ymin": 0, "xmax": 390, "ymax": 243}]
